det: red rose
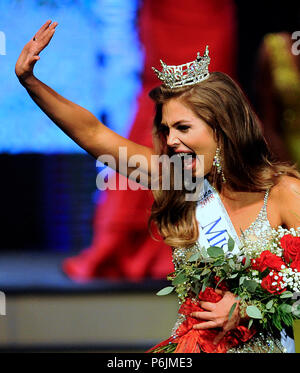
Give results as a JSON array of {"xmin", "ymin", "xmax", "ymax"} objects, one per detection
[
  {"xmin": 250, "ymin": 258, "xmax": 260, "ymax": 271},
  {"xmin": 290, "ymin": 251, "xmax": 300, "ymax": 272},
  {"xmin": 261, "ymin": 271, "xmax": 286, "ymax": 294},
  {"xmin": 280, "ymin": 234, "xmax": 300, "ymax": 264},
  {"xmin": 256, "ymin": 250, "xmax": 286, "ymax": 272}
]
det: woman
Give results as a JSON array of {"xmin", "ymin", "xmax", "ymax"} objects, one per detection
[{"xmin": 15, "ymin": 21, "xmax": 300, "ymax": 353}]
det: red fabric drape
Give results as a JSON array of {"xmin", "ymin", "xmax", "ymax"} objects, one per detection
[
  {"xmin": 147, "ymin": 288, "xmax": 256, "ymax": 353},
  {"xmin": 62, "ymin": 0, "xmax": 237, "ymax": 281}
]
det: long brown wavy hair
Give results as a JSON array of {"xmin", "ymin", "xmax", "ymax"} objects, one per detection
[{"xmin": 147, "ymin": 72, "xmax": 300, "ymax": 248}]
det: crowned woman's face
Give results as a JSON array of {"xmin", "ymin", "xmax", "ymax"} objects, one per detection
[{"xmin": 161, "ymin": 98, "xmax": 217, "ymax": 177}]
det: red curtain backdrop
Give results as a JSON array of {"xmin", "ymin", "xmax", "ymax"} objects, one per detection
[{"xmin": 62, "ymin": 0, "xmax": 237, "ymax": 281}]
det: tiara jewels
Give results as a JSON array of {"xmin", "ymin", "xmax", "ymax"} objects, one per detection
[{"xmin": 152, "ymin": 46, "xmax": 210, "ymax": 89}]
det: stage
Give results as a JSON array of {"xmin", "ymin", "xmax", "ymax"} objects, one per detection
[{"xmin": 0, "ymin": 250, "xmax": 178, "ymax": 352}]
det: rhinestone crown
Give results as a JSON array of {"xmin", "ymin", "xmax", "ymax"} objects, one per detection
[{"xmin": 152, "ymin": 46, "xmax": 210, "ymax": 89}]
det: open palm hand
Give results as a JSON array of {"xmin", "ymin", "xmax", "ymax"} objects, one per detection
[{"xmin": 15, "ymin": 20, "xmax": 58, "ymax": 82}]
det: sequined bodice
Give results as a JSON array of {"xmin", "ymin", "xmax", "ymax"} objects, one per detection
[
  {"xmin": 238, "ymin": 189, "xmax": 274, "ymax": 250},
  {"xmin": 173, "ymin": 188, "xmax": 273, "ymax": 268}
]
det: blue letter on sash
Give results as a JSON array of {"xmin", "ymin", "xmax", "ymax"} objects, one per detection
[{"xmin": 202, "ymin": 217, "xmax": 228, "ymax": 247}]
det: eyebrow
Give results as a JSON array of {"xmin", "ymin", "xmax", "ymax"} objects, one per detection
[{"xmin": 160, "ymin": 120, "xmax": 191, "ymax": 128}]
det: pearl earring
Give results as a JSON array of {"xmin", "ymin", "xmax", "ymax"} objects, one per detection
[{"xmin": 213, "ymin": 147, "xmax": 226, "ymax": 183}]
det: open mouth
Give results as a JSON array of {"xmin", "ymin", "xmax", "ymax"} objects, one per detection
[{"xmin": 174, "ymin": 152, "xmax": 197, "ymax": 170}]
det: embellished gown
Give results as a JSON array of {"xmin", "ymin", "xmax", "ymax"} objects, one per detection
[{"xmin": 149, "ymin": 188, "xmax": 295, "ymax": 353}]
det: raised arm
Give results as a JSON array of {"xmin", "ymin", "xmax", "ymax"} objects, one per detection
[{"xmin": 15, "ymin": 20, "xmax": 155, "ymax": 182}]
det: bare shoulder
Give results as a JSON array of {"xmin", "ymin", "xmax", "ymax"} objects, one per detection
[
  {"xmin": 271, "ymin": 175, "xmax": 300, "ymax": 228},
  {"xmin": 272, "ymin": 175, "xmax": 300, "ymax": 197}
]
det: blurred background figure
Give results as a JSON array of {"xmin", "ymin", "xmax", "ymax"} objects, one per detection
[
  {"xmin": 255, "ymin": 32, "xmax": 300, "ymax": 164},
  {"xmin": 251, "ymin": 2, "xmax": 300, "ymax": 166},
  {"xmin": 62, "ymin": 0, "xmax": 237, "ymax": 281}
]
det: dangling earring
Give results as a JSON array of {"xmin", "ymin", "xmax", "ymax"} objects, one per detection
[{"xmin": 213, "ymin": 147, "xmax": 226, "ymax": 183}]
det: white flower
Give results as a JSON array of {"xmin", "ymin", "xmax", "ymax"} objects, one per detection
[
  {"xmin": 281, "ymin": 265, "xmax": 286, "ymax": 269},
  {"xmin": 274, "ymin": 276, "xmax": 278, "ymax": 280}
]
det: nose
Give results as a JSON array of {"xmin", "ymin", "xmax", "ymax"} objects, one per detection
[{"xmin": 167, "ymin": 129, "xmax": 180, "ymax": 147}]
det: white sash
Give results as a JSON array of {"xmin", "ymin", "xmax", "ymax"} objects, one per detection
[{"xmin": 196, "ymin": 179, "xmax": 241, "ymax": 254}]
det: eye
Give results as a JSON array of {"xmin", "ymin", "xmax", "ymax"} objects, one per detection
[{"xmin": 177, "ymin": 125, "xmax": 190, "ymax": 132}]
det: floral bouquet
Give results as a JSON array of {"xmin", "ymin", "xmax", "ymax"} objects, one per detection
[{"xmin": 147, "ymin": 227, "xmax": 300, "ymax": 353}]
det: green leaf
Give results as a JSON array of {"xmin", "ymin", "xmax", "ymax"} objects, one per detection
[
  {"xmin": 280, "ymin": 304, "xmax": 292, "ymax": 314},
  {"xmin": 273, "ymin": 314, "xmax": 282, "ymax": 331},
  {"xmin": 239, "ymin": 276, "xmax": 246, "ymax": 286},
  {"xmin": 243, "ymin": 256, "xmax": 251, "ymax": 269},
  {"xmin": 243, "ymin": 279, "xmax": 258, "ymax": 293},
  {"xmin": 266, "ymin": 300, "xmax": 273, "ymax": 310},
  {"xmin": 172, "ymin": 272, "xmax": 187, "ymax": 285},
  {"xmin": 199, "ymin": 246, "xmax": 210, "ymax": 259},
  {"xmin": 207, "ymin": 246, "xmax": 224, "ymax": 258},
  {"xmin": 280, "ymin": 291, "xmax": 293, "ymax": 299},
  {"xmin": 229, "ymin": 272, "xmax": 239, "ymax": 279},
  {"xmin": 216, "ymin": 277, "xmax": 225, "ymax": 288},
  {"xmin": 188, "ymin": 252, "xmax": 202, "ymax": 262},
  {"xmin": 201, "ymin": 277, "xmax": 211, "ymax": 293},
  {"xmin": 228, "ymin": 236, "xmax": 235, "ymax": 252},
  {"xmin": 281, "ymin": 311, "xmax": 294, "ymax": 327},
  {"xmin": 248, "ymin": 318, "xmax": 253, "ymax": 330},
  {"xmin": 192, "ymin": 274, "xmax": 201, "ymax": 280},
  {"xmin": 246, "ymin": 305, "xmax": 263, "ymax": 319},
  {"xmin": 201, "ymin": 268, "xmax": 211, "ymax": 276},
  {"xmin": 228, "ymin": 259, "xmax": 236, "ymax": 270},
  {"xmin": 195, "ymin": 282, "xmax": 201, "ymax": 297},
  {"xmin": 156, "ymin": 286, "xmax": 174, "ymax": 296},
  {"xmin": 228, "ymin": 302, "xmax": 237, "ymax": 320},
  {"xmin": 214, "ymin": 258, "xmax": 225, "ymax": 266}
]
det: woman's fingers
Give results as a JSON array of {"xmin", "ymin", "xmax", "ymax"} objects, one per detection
[
  {"xmin": 15, "ymin": 20, "xmax": 58, "ymax": 81},
  {"xmin": 48, "ymin": 21, "xmax": 58, "ymax": 30},
  {"xmin": 34, "ymin": 20, "xmax": 52, "ymax": 40},
  {"xmin": 190, "ymin": 311, "xmax": 213, "ymax": 320},
  {"xmin": 30, "ymin": 22, "xmax": 58, "ymax": 55},
  {"xmin": 193, "ymin": 321, "xmax": 218, "ymax": 330},
  {"xmin": 198, "ymin": 301, "xmax": 216, "ymax": 311},
  {"xmin": 214, "ymin": 289, "xmax": 224, "ymax": 295},
  {"xmin": 41, "ymin": 27, "xmax": 56, "ymax": 48},
  {"xmin": 32, "ymin": 21, "xmax": 58, "ymax": 46},
  {"xmin": 43, "ymin": 22, "xmax": 58, "ymax": 38}
]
